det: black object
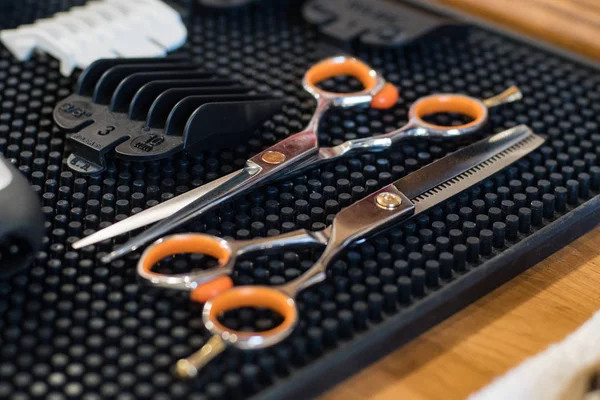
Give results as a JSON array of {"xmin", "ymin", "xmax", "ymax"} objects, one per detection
[
  {"xmin": 303, "ymin": 0, "xmax": 451, "ymax": 47},
  {"xmin": 0, "ymin": 155, "xmax": 43, "ymax": 277},
  {"xmin": 0, "ymin": 1, "xmax": 599, "ymax": 400},
  {"xmin": 53, "ymin": 57, "xmax": 282, "ymax": 174},
  {"xmin": 198, "ymin": 0, "xmax": 260, "ymax": 7}
]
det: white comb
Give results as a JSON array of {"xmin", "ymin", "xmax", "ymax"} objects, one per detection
[{"xmin": 0, "ymin": 0, "xmax": 187, "ymax": 76}]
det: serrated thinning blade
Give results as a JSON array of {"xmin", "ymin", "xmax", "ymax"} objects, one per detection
[{"xmin": 393, "ymin": 125, "xmax": 545, "ymax": 214}]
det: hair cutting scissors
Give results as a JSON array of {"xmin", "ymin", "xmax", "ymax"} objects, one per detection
[
  {"xmin": 136, "ymin": 125, "xmax": 544, "ymax": 378},
  {"xmin": 73, "ymin": 56, "xmax": 522, "ymax": 262}
]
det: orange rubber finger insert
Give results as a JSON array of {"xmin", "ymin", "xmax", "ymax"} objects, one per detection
[
  {"xmin": 412, "ymin": 94, "xmax": 487, "ymax": 130},
  {"xmin": 207, "ymin": 286, "xmax": 297, "ymax": 340},
  {"xmin": 140, "ymin": 234, "xmax": 231, "ymax": 276},
  {"xmin": 304, "ymin": 57, "xmax": 377, "ymax": 92},
  {"xmin": 371, "ymin": 83, "xmax": 399, "ymax": 109},
  {"xmin": 190, "ymin": 276, "xmax": 234, "ymax": 303}
]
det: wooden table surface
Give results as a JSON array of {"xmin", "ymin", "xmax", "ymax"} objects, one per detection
[
  {"xmin": 322, "ymin": 1, "xmax": 600, "ymax": 398},
  {"xmin": 324, "ymin": 227, "xmax": 600, "ymax": 399},
  {"xmin": 427, "ymin": 0, "xmax": 600, "ymax": 60}
]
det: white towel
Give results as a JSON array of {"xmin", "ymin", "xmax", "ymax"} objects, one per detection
[{"xmin": 469, "ymin": 310, "xmax": 600, "ymax": 400}]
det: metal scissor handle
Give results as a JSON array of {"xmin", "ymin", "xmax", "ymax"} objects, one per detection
[
  {"xmin": 162, "ymin": 260, "xmax": 309, "ymax": 379},
  {"xmin": 302, "ymin": 55, "xmax": 398, "ymax": 109},
  {"xmin": 291, "ymin": 86, "xmax": 523, "ymax": 169},
  {"xmin": 405, "ymin": 86, "xmax": 522, "ymax": 135},
  {"xmin": 137, "ymin": 229, "xmax": 329, "ymax": 303},
  {"xmin": 138, "ymin": 233, "xmax": 236, "ymax": 303},
  {"xmin": 137, "ymin": 233, "xmax": 304, "ymax": 378},
  {"xmin": 176, "ymin": 284, "xmax": 299, "ymax": 378},
  {"xmin": 203, "ymin": 285, "xmax": 299, "ymax": 348}
]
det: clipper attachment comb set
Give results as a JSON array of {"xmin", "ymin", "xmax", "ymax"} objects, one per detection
[
  {"xmin": 53, "ymin": 57, "xmax": 283, "ymax": 174},
  {"xmin": 0, "ymin": 0, "xmax": 187, "ymax": 76}
]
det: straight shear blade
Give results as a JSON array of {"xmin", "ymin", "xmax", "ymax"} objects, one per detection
[
  {"xmin": 100, "ymin": 162, "xmax": 264, "ymax": 261},
  {"xmin": 71, "ymin": 169, "xmax": 246, "ymax": 250}
]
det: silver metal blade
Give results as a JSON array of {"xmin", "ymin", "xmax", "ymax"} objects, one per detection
[
  {"xmin": 101, "ymin": 164, "xmax": 262, "ymax": 263},
  {"xmin": 394, "ymin": 125, "xmax": 543, "ymax": 200},
  {"xmin": 396, "ymin": 124, "xmax": 545, "ymax": 215},
  {"xmin": 71, "ymin": 169, "xmax": 244, "ymax": 249},
  {"xmin": 302, "ymin": 125, "xmax": 543, "ymax": 278}
]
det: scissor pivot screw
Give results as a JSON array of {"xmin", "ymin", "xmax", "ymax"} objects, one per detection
[
  {"xmin": 376, "ymin": 192, "xmax": 402, "ymax": 210},
  {"xmin": 261, "ymin": 150, "xmax": 286, "ymax": 164}
]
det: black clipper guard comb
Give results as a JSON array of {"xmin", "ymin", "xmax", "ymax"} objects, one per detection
[
  {"xmin": 0, "ymin": 155, "xmax": 43, "ymax": 278},
  {"xmin": 198, "ymin": 0, "xmax": 260, "ymax": 7},
  {"xmin": 303, "ymin": 0, "xmax": 451, "ymax": 48},
  {"xmin": 53, "ymin": 57, "xmax": 283, "ymax": 175}
]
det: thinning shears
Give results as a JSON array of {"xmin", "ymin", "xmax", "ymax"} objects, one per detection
[
  {"xmin": 73, "ymin": 56, "xmax": 522, "ymax": 261},
  {"xmin": 136, "ymin": 125, "xmax": 545, "ymax": 378}
]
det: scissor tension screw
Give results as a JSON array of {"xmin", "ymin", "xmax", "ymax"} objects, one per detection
[
  {"xmin": 376, "ymin": 192, "xmax": 402, "ymax": 210},
  {"xmin": 261, "ymin": 151, "xmax": 286, "ymax": 164}
]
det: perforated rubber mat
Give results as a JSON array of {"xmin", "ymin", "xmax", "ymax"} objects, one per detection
[{"xmin": 1, "ymin": 1, "xmax": 599, "ymax": 399}]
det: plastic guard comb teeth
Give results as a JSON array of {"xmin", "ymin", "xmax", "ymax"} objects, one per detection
[
  {"xmin": 0, "ymin": 0, "xmax": 187, "ymax": 76},
  {"xmin": 53, "ymin": 57, "xmax": 283, "ymax": 175}
]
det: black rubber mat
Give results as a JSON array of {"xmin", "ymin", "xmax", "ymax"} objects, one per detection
[{"xmin": 0, "ymin": 1, "xmax": 599, "ymax": 399}]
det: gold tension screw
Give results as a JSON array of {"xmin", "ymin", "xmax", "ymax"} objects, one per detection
[
  {"xmin": 261, "ymin": 150, "xmax": 286, "ymax": 164},
  {"xmin": 376, "ymin": 192, "xmax": 402, "ymax": 210}
]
